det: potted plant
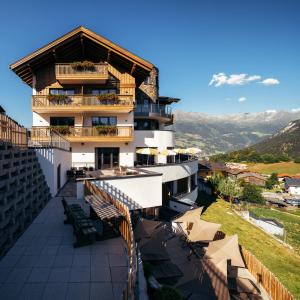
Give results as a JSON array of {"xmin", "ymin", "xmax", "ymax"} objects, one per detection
[
  {"xmin": 95, "ymin": 125, "xmax": 107, "ymax": 135},
  {"xmin": 47, "ymin": 94, "xmax": 69, "ymax": 104},
  {"xmin": 97, "ymin": 93, "xmax": 119, "ymax": 104},
  {"xmin": 71, "ymin": 60, "xmax": 95, "ymax": 71},
  {"xmin": 50, "ymin": 125, "xmax": 70, "ymax": 135}
]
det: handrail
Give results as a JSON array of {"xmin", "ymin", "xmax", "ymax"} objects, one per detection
[
  {"xmin": 55, "ymin": 63, "xmax": 108, "ymax": 75},
  {"xmin": 84, "ymin": 180, "xmax": 137, "ymax": 299},
  {"xmin": 0, "ymin": 112, "xmax": 28, "ymax": 148},
  {"xmin": 32, "ymin": 126, "xmax": 133, "ymax": 138},
  {"xmin": 30, "ymin": 127, "xmax": 70, "ymax": 151},
  {"xmin": 32, "ymin": 94, "xmax": 134, "ymax": 107}
]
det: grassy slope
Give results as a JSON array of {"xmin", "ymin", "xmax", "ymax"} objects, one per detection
[
  {"xmin": 201, "ymin": 200, "xmax": 300, "ymax": 298},
  {"xmin": 249, "ymin": 207, "xmax": 300, "ymax": 255},
  {"xmin": 247, "ymin": 162, "xmax": 300, "ymax": 175}
]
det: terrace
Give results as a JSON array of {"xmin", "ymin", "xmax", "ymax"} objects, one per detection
[
  {"xmin": 134, "ymin": 104, "xmax": 173, "ymax": 123},
  {"xmin": 0, "ymin": 182, "xmax": 131, "ymax": 300}
]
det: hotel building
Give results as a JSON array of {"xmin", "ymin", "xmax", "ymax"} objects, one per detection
[{"xmin": 10, "ymin": 26, "xmax": 198, "ymax": 212}]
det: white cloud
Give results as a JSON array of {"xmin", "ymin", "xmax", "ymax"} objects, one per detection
[
  {"xmin": 238, "ymin": 97, "xmax": 247, "ymax": 102},
  {"xmin": 260, "ymin": 78, "xmax": 280, "ymax": 86},
  {"xmin": 265, "ymin": 109, "xmax": 277, "ymax": 113},
  {"xmin": 209, "ymin": 73, "xmax": 261, "ymax": 87},
  {"xmin": 291, "ymin": 108, "xmax": 300, "ymax": 112}
]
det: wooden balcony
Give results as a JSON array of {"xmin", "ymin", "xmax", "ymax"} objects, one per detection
[
  {"xmin": 31, "ymin": 126, "xmax": 133, "ymax": 143},
  {"xmin": 32, "ymin": 95, "xmax": 134, "ymax": 114},
  {"xmin": 55, "ymin": 63, "xmax": 109, "ymax": 84}
]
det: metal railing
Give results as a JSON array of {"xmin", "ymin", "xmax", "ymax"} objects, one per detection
[
  {"xmin": 55, "ymin": 63, "xmax": 108, "ymax": 76},
  {"xmin": 32, "ymin": 126, "xmax": 133, "ymax": 139},
  {"xmin": 30, "ymin": 127, "xmax": 70, "ymax": 151},
  {"xmin": 32, "ymin": 94, "xmax": 134, "ymax": 107},
  {"xmin": 134, "ymin": 104, "xmax": 172, "ymax": 118},
  {"xmin": 0, "ymin": 112, "xmax": 28, "ymax": 148}
]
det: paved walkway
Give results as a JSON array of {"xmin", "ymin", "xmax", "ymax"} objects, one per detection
[{"xmin": 0, "ymin": 182, "xmax": 128, "ymax": 300}]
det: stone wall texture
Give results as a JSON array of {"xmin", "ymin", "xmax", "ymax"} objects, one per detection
[{"xmin": 137, "ymin": 67, "xmax": 159, "ymax": 102}]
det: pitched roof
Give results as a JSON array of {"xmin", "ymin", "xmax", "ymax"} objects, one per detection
[
  {"xmin": 10, "ymin": 26, "xmax": 154, "ymax": 86},
  {"xmin": 237, "ymin": 172, "xmax": 266, "ymax": 180},
  {"xmin": 285, "ymin": 178, "xmax": 300, "ymax": 187}
]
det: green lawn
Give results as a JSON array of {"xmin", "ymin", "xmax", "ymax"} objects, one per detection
[
  {"xmin": 201, "ymin": 200, "xmax": 300, "ymax": 298},
  {"xmin": 247, "ymin": 162, "xmax": 300, "ymax": 175},
  {"xmin": 249, "ymin": 207, "xmax": 300, "ymax": 255}
]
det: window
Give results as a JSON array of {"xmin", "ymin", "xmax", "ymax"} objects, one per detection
[
  {"xmin": 50, "ymin": 117, "xmax": 74, "ymax": 126},
  {"xmin": 49, "ymin": 89, "xmax": 75, "ymax": 95},
  {"xmin": 144, "ymin": 76, "xmax": 151, "ymax": 85},
  {"xmin": 92, "ymin": 117, "xmax": 117, "ymax": 126},
  {"xmin": 134, "ymin": 119, "xmax": 159, "ymax": 130},
  {"xmin": 91, "ymin": 89, "xmax": 117, "ymax": 95}
]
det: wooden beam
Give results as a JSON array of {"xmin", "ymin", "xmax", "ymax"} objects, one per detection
[
  {"xmin": 52, "ymin": 49, "xmax": 57, "ymax": 62},
  {"xmin": 107, "ymin": 50, "xmax": 111, "ymax": 63},
  {"xmin": 80, "ymin": 35, "xmax": 85, "ymax": 59},
  {"xmin": 130, "ymin": 63, "xmax": 136, "ymax": 75}
]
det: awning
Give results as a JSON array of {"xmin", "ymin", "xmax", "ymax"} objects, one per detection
[
  {"xmin": 134, "ymin": 218, "xmax": 162, "ymax": 241},
  {"xmin": 152, "ymin": 262, "xmax": 183, "ymax": 280},
  {"xmin": 204, "ymin": 235, "xmax": 245, "ymax": 268},
  {"xmin": 186, "ymin": 219, "xmax": 221, "ymax": 243},
  {"xmin": 173, "ymin": 207, "xmax": 203, "ymax": 224}
]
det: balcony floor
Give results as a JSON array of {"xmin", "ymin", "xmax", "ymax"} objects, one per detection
[{"xmin": 0, "ymin": 183, "xmax": 128, "ymax": 300}]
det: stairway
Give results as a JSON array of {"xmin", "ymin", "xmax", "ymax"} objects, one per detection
[{"xmin": 0, "ymin": 141, "xmax": 51, "ymax": 256}]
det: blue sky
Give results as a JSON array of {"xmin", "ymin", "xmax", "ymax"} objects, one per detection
[{"xmin": 0, "ymin": 0, "xmax": 299, "ymax": 126}]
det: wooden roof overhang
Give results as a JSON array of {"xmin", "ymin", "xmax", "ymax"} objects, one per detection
[{"xmin": 10, "ymin": 26, "xmax": 154, "ymax": 87}]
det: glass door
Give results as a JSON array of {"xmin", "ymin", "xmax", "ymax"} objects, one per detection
[{"xmin": 96, "ymin": 147, "xmax": 119, "ymax": 169}]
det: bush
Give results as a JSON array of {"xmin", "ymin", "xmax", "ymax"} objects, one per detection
[
  {"xmin": 294, "ymin": 156, "xmax": 300, "ymax": 163},
  {"xmin": 265, "ymin": 172, "xmax": 279, "ymax": 189},
  {"xmin": 152, "ymin": 285, "xmax": 183, "ymax": 300},
  {"xmin": 242, "ymin": 184, "xmax": 265, "ymax": 204}
]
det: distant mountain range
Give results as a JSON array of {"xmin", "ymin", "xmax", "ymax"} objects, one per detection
[
  {"xmin": 252, "ymin": 119, "xmax": 300, "ymax": 158},
  {"xmin": 173, "ymin": 110, "xmax": 300, "ymax": 156}
]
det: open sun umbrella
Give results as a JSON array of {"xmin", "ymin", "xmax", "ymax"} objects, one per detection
[
  {"xmin": 136, "ymin": 148, "xmax": 158, "ymax": 165},
  {"xmin": 159, "ymin": 149, "xmax": 176, "ymax": 156},
  {"xmin": 185, "ymin": 147, "xmax": 202, "ymax": 155},
  {"xmin": 136, "ymin": 148, "xmax": 158, "ymax": 155}
]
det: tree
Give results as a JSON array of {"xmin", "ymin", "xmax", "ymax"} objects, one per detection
[
  {"xmin": 218, "ymin": 177, "xmax": 242, "ymax": 204},
  {"xmin": 242, "ymin": 184, "xmax": 265, "ymax": 204},
  {"xmin": 209, "ymin": 173, "xmax": 224, "ymax": 190},
  {"xmin": 265, "ymin": 172, "xmax": 279, "ymax": 189}
]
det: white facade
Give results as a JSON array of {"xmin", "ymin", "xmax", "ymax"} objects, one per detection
[
  {"xmin": 134, "ymin": 130, "xmax": 175, "ymax": 164},
  {"xmin": 288, "ymin": 186, "xmax": 300, "ymax": 196},
  {"xmin": 35, "ymin": 147, "xmax": 72, "ymax": 196}
]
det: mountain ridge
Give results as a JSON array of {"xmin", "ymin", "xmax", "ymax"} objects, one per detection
[{"xmin": 173, "ymin": 110, "xmax": 300, "ymax": 155}]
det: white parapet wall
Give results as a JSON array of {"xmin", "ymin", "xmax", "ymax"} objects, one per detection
[
  {"xmin": 35, "ymin": 148, "xmax": 72, "ymax": 196},
  {"xmin": 140, "ymin": 159, "xmax": 198, "ymax": 182},
  {"xmin": 102, "ymin": 174, "xmax": 162, "ymax": 209}
]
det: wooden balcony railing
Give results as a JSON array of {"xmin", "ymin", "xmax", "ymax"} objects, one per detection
[
  {"xmin": 32, "ymin": 94, "xmax": 134, "ymax": 108},
  {"xmin": 84, "ymin": 180, "xmax": 137, "ymax": 299},
  {"xmin": 32, "ymin": 126, "xmax": 133, "ymax": 142},
  {"xmin": 0, "ymin": 112, "xmax": 28, "ymax": 148},
  {"xmin": 56, "ymin": 63, "xmax": 108, "ymax": 76},
  {"xmin": 55, "ymin": 63, "xmax": 109, "ymax": 84}
]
